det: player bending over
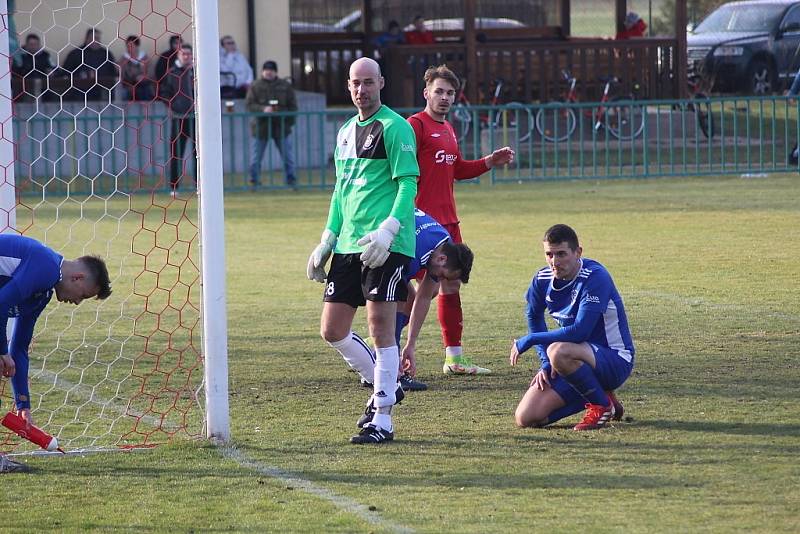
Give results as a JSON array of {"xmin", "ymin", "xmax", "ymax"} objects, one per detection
[
  {"xmin": 398, "ymin": 210, "xmax": 473, "ymax": 380},
  {"xmin": 510, "ymin": 224, "xmax": 633, "ymax": 430},
  {"xmin": 0, "ymin": 234, "xmax": 111, "ymax": 472}
]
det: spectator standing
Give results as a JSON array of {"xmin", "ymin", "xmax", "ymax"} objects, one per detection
[
  {"xmin": 119, "ymin": 35, "xmax": 154, "ymax": 101},
  {"xmin": 404, "ymin": 15, "xmax": 435, "ymax": 45},
  {"xmin": 219, "ymin": 35, "xmax": 253, "ymax": 98},
  {"xmin": 245, "ymin": 60, "xmax": 298, "ymax": 190},
  {"xmin": 12, "ymin": 33, "xmax": 54, "ymax": 100},
  {"xmin": 12, "ymin": 33, "xmax": 54, "ymax": 80},
  {"xmin": 161, "ymin": 45, "xmax": 196, "ymax": 196},
  {"xmin": 615, "ymin": 12, "xmax": 647, "ymax": 39},
  {"xmin": 155, "ymin": 34, "xmax": 182, "ymax": 100},
  {"xmin": 62, "ymin": 28, "xmax": 117, "ymax": 101}
]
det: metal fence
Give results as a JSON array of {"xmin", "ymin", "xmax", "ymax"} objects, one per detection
[{"xmin": 12, "ymin": 94, "xmax": 800, "ymax": 196}]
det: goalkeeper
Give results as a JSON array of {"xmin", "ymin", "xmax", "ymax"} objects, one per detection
[
  {"xmin": 306, "ymin": 57, "xmax": 418, "ymax": 445},
  {"xmin": 0, "ymin": 234, "xmax": 111, "ymax": 472}
]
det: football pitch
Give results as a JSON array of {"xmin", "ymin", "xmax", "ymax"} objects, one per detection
[{"xmin": 3, "ymin": 174, "xmax": 799, "ymax": 533}]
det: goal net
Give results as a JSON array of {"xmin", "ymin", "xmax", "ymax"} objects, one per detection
[{"xmin": 0, "ymin": 0, "xmax": 220, "ymax": 453}]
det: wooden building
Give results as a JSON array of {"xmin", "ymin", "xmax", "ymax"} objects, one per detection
[{"xmin": 291, "ymin": 0, "xmax": 689, "ymax": 106}]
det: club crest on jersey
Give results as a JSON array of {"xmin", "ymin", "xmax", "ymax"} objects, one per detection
[
  {"xmin": 571, "ymin": 289, "xmax": 579, "ymax": 302},
  {"xmin": 362, "ymin": 134, "xmax": 374, "ymax": 150},
  {"xmin": 435, "ymin": 149, "xmax": 457, "ymax": 165}
]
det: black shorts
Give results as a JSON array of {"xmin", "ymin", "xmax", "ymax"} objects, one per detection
[{"xmin": 323, "ymin": 252, "xmax": 411, "ymax": 307}]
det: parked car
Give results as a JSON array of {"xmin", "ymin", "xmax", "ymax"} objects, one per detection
[{"xmin": 687, "ymin": 0, "xmax": 800, "ymax": 94}]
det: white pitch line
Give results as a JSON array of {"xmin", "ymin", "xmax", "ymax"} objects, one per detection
[
  {"xmin": 219, "ymin": 443, "xmax": 415, "ymax": 534},
  {"xmin": 22, "ymin": 372, "xmax": 413, "ymax": 533}
]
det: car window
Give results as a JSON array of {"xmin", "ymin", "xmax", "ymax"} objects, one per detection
[
  {"xmin": 781, "ymin": 6, "xmax": 800, "ymax": 31},
  {"xmin": 694, "ymin": 4, "xmax": 785, "ymax": 33}
]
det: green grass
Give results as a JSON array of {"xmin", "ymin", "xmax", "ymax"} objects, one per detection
[{"xmin": 2, "ymin": 175, "xmax": 800, "ymax": 532}]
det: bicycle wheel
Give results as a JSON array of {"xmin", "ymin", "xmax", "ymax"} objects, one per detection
[
  {"xmin": 693, "ymin": 92, "xmax": 714, "ymax": 139},
  {"xmin": 605, "ymin": 96, "xmax": 645, "ymax": 140},
  {"xmin": 535, "ymin": 101, "xmax": 576, "ymax": 142},
  {"xmin": 451, "ymin": 103, "xmax": 472, "ymax": 143},
  {"xmin": 503, "ymin": 102, "xmax": 535, "ymax": 142}
]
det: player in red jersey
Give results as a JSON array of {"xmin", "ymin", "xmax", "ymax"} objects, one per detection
[{"xmin": 407, "ymin": 64, "xmax": 514, "ymax": 376}]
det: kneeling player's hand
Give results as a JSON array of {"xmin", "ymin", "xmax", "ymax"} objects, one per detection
[
  {"xmin": 357, "ymin": 217, "xmax": 400, "ymax": 269},
  {"xmin": 0, "ymin": 354, "xmax": 15, "ymax": 377},
  {"xmin": 531, "ymin": 369, "xmax": 552, "ymax": 390},
  {"xmin": 307, "ymin": 229, "xmax": 337, "ymax": 283}
]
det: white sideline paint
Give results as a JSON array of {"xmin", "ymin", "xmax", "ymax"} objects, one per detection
[
  {"xmin": 16, "ymin": 374, "xmax": 413, "ymax": 533},
  {"xmin": 220, "ymin": 443, "xmax": 415, "ymax": 534}
]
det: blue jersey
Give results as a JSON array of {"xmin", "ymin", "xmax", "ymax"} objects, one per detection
[
  {"xmin": 0, "ymin": 234, "xmax": 63, "ymax": 410},
  {"xmin": 516, "ymin": 258, "xmax": 634, "ymax": 371},
  {"xmin": 407, "ymin": 209, "xmax": 451, "ymax": 279}
]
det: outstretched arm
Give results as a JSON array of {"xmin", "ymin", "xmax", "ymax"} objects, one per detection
[
  {"xmin": 453, "ymin": 146, "xmax": 515, "ymax": 181},
  {"xmin": 483, "ymin": 146, "xmax": 515, "ymax": 169},
  {"xmin": 515, "ymin": 306, "xmax": 602, "ymax": 354}
]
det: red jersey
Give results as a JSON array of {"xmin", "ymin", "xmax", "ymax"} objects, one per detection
[
  {"xmin": 404, "ymin": 30, "xmax": 435, "ymax": 45},
  {"xmin": 408, "ymin": 111, "xmax": 488, "ymax": 225}
]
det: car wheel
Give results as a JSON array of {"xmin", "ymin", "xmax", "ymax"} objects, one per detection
[{"xmin": 747, "ymin": 59, "xmax": 775, "ymax": 95}]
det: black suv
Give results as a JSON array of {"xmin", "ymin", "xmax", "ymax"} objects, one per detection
[{"xmin": 688, "ymin": 0, "xmax": 800, "ymax": 94}]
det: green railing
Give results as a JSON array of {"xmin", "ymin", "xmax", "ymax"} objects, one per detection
[{"xmin": 13, "ymin": 95, "xmax": 800, "ymax": 196}]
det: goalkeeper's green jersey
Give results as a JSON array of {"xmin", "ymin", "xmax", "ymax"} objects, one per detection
[{"xmin": 326, "ymin": 105, "xmax": 419, "ymax": 257}]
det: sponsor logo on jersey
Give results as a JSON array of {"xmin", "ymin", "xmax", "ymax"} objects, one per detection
[
  {"xmin": 585, "ymin": 294, "xmax": 600, "ymax": 304},
  {"xmin": 401, "ymin": 142, "xmax": 415, "ymax": 152},
  {"xmin": 362, "ymin": 134, "xmax": 374, "ymax": 150},
  {"xmin": 434, "ymin": 149, "xmax": 457, "ymax": 165}
]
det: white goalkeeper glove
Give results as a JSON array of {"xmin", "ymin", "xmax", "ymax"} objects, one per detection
[
  {"xmin": 357, "ymin": 216, "xmax": 400, "ymax": 269},
  {"xmin": 306, "ymin": 229, "xmax": 337, "ymax": 283}
]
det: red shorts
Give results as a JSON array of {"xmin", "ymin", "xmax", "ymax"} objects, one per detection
[
  {"xmin": 414, "ymin": 222, "xmax": 463, "ymax": 281},
  {"xmin": 443, "ymin": 222, "xmax": 462, "ymax": 244}
]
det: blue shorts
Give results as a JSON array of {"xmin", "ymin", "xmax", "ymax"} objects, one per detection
[{"xmin": 550, "ymin": 344, "xmax": 634, "ymax": 404}]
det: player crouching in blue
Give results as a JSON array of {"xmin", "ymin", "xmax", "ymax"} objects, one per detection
[
  {"xmin": 510, "ymin": 224, "xmax": 634, "ymax": 430},
  {"xmin": 397, "ymin": 209, "xmax": 473, "ymax": 383},
  {"xmin": 0, "ymin": 234, "xmax": 111, "ymax": 472}
]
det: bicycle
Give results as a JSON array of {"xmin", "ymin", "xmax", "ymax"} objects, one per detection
[
  {"xmin": 534, "ymin": 70, "xmax": 645, "ymax": 142},
  {"xmin": 451, "ymin": 78, "xmax": 508, "ymax": 142},
  {"xmin": 685, "ymin": 72, "xmax": 714, "ymax": 140}
]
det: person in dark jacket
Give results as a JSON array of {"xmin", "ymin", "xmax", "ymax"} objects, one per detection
[
  {"xmin": 155, "ymin": 34, "xmax": 182, "ymax": 101},
  {"xmin": 119, "ymin": 35, "xmax": 154, "ymax": 101},
  {"xmin": 61, "ymin": 28, "xmax": 117, "ymax": 101},
  {"xmin": 161, "ymin": 45, "xmax": 196, "ymax": 195},
  {"xmin": 245, "ymin": 60, "xmax": 298, "ymax": 189},
  {"xmin": 12, "ymin": 33, "xmax": 54, "ymax": 79},
  {"xmin": 12, "ymin": 33, "xmax": 54, "ymax": 100}
]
